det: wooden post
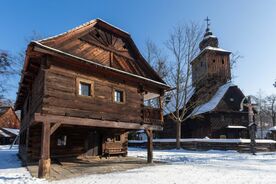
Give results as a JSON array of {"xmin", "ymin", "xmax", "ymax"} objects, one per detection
[
  {"xmin": 25, "ymin": 127, "xmax": 30, "ymax": 162},
  {"xmin": 38, "ymin": 122, "xmax": 51, "ymax": 178},
  {"xmin": 159, "ymin": 96, "xmax": 164, "ymax": 123},
  {"xmin": 145, "ymin": 129, "xmax": 153, "ymax": 164}
]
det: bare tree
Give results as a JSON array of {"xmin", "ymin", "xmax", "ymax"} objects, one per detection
[
  {"xmin": 230, "ymin": 52, "xmax": 242, "ymax": 69},
  {"xmin": 0, "ymin": 31, "xmax": 43, "ymax": 103},
  {"xmin": 165, "ymin": 23, "xmax": 202, "ymax": 149},
  {"xmin": 16, "ymin": 31, "xmax": 44, "ymax": 74},
  {"xmin": 256, "ymin": 90, "xmax": 269, "ymax": 138},
  {"xmin": 267, "ymin": 94, "xmax": 276, "ymax": 126},
  {"xmin": 0, "ymin": 50, "xmax": 17, "ymax": 99},
  {"xmin": 144, "ymin": 39, "xmax": 169, "ymax": 80},
  {"xmin": 274, "ymin": 81, "xmax": 276, "ymax": 88}
]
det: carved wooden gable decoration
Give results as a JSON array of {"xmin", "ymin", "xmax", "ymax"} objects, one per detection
[{"xmin": 39, "ymin": 19, "xmax": 161, "ymax": 82}]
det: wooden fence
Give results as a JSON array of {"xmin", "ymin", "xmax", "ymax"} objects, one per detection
[{"xmin": 128, "ymin": 139, "xmax": 276, "ymax": 152}]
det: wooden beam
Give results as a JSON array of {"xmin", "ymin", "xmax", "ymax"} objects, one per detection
[
  {"xmin": 145, "ymin": 129, "xmax": 153, "ymax": 164},
  {"xmin": 38, "ymin": 122, "xmax": 51, "ymax": 178},
  {"xmin": 34, "ymin": 113, "xmax": 163, "ymax": 131},
  {"xmin": 50, "ymin": 122, "xmax": 61, "ymax": 135},
  {"xmin": 25, "ymin": 127, "xmax": 30, "ymax": 163}
]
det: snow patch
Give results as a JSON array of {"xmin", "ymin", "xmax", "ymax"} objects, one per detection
[
  {"xmin": 226, "ymin": 125, "xmax": 247, "ymax": 129},
  {"xmin": 2, "ymin": 128, "xmax": 19, "ymax": 136}
]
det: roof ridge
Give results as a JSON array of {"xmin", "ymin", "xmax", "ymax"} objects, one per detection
[
  {"xmin": 36, "ymin": 19, "xmax": 98, "ymax": 42},
  {"xmin": 36, "ymin": 18, "xmax": 130, "ymax": 43}
]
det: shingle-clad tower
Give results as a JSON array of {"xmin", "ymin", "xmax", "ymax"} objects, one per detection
[{"xmin": 191, "ymin": 18, "xmax": 231, "ymax": 90}]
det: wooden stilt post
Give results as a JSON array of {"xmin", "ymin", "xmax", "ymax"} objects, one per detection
[
  {"xmin": 38, "ymin": 121, "xmax": 51, "ymax": 178},
  {"xmin": 25, "ymin": 127, "xmax": 30, "ymax": 163},
  {"xmin": 145, "ymin": 129, "xmax": 153, "ymax": 164}
]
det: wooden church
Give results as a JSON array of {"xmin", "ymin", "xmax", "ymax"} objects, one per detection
[
  {"xmin": 15, "ymin": 19, "xmax": 169, "ymax": 178},
  {"xmin": 159, "ymin": 23, "xmax": 249, "ymax": 139}
]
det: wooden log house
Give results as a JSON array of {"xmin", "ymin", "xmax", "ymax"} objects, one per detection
[
  {"xmin": 15, "ymin": 19, "xmax": 169, "ymax": 178},
  {"xmin": 0, "ymin": 106, "xmax": 20, "ymax": 129}
]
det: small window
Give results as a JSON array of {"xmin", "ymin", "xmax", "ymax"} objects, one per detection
[
  {"xmin": 79, "ymin": 82, "xmax": 91, "ymax": 96},
  {"xmin": 201, "ymin": 62, "xmax": 203, "ymax": 67},
  {"xmin": 114, "ymin": 89, "xmax": 124, "ymax": 103},
  {"xmin": 115, "ymin": 135, "xmax": 121, "ymax": 142},
  {"xmin": 213, "ymin": 59, "xmax": 216, "ymax": 63},
  {"xmin": 57, "ymin": 135, "xmax": 67, "ymax": 146},
  {"xmin": 77, "ymin": 78, "xmax": 94, "ymax": 97},
  {"xmin": 222, "ymin": 59, "xmax": 224, "ymax": 64}
]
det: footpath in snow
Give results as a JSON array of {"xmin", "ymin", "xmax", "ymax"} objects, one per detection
[{"xmin": 1, "ymin": 145, "xmax": 276, "ymax": 184}]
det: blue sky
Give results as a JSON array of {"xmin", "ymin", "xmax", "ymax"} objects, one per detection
[{"xmin": 0, "ymin": 0, "xmax": 275, "ymax": 100}]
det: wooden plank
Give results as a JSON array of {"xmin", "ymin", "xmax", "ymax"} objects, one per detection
[
  {"xmin": 34, "ymin": 113, "xmax": 162, "ymax": 131},
  {"xmin": 50, "ymin": 123, "xmax": 61, "ymax": 135}
]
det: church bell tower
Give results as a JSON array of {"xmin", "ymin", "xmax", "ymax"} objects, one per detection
[{"xmin": 191, "ymin": 17, "xmax": 231, "ymax": 89}]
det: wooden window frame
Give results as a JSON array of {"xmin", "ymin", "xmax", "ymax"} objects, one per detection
[
  {"xmin": 76, "ymin": 77, "xmax": 94, "ymax": 98},
  {"xmin": 112, "ymin": 88, "xmax": 126, "ymax": 104}
]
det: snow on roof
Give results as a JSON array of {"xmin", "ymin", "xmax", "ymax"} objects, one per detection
[
  {"xmin": 269, "ymin": 126, "xmax": 276, "ymax": 131},
  {"xmin": 204, "ymin": 46, "xmax": 230, "ymax": 53},
  {"xmin": 190, "ymin": 82, "xmax": 235, "ymax": 117},
  {"xmin": 37, "ymin": 18, "xmax": 129, "ymax": 42},
  {"xmin": 1, "ymin": 128, "xmax": 19, "ymax": 136},
  {"xmin": 203, "ymin": 35, "xmax": 217, "ymax": 40},
  {"xmin": 0, "ymin": 130, "xmax": 11, "ymax": 137},
  {"xmin": 164, "ymin": 85, "xmax": 195, "ymax": 116},
  {"xmin": 191, "ymin": 46, "xmax": 231, "ymax": 63},
  {"xmin": 226, "ymin": 125, "xmax": 247, "ymax": 129}
]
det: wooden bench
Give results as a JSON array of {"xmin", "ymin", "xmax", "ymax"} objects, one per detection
[{"xmin": 104, "ymin": 142, "xmax": 126, "ymax": 157}]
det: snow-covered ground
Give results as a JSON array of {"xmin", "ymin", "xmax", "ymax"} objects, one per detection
[
  {"xmin": 1, "ymin": 145, "xmax": 276, "ymax": 184},
  {"xmin": 0, "ymin": 145, "xmax": 43, "ymax": 184}
]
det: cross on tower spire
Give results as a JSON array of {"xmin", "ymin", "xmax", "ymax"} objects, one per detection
[{"xmin": 204, "ymin": 16, "xmax": 211, "ymax": 30}]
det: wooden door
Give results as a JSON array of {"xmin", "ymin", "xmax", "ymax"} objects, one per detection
[{"xmin": 84, "ymin": 131, "xmax": 102, "ymax": 156}]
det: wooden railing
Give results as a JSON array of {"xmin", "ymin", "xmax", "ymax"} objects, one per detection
[{"xmin": 142, "ymin": 106, "xmax": 163, "ymax": 126}]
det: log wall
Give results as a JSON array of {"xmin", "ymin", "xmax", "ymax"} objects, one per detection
[{"xmin": 42, "ymin": 58, "xmax": 144, "ymax": 124}]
